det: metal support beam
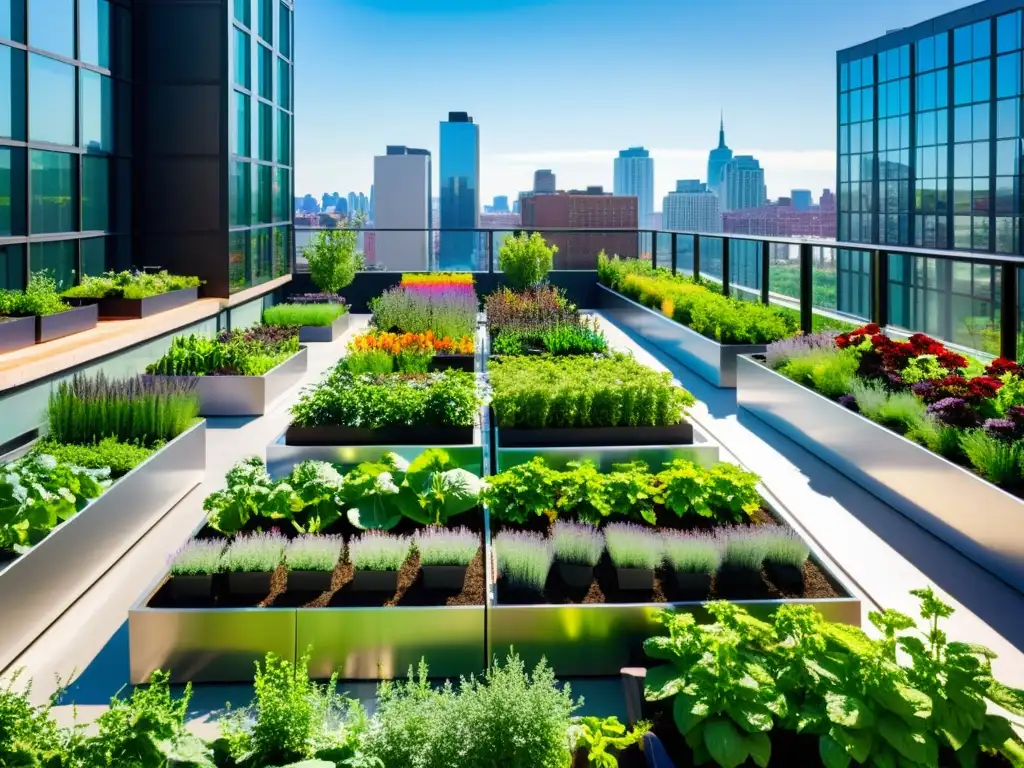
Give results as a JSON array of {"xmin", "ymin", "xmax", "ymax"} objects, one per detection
[
  {"xmin": 721, "ymin": 237, "xmax": 731, "ymax": 297},
  {"xmin": 693, "ymin": 236, "xmax": 701, "ymax": 281},
  {"xmin": 671, "ymin": 233, "xmax": 677, "ymax": 276},
  {"xmin": 760, "ymin": 240, "xmax": 770, "ymax": 305},
  {"xmin": 799, "ymin": 241, "xmax": 814, "ymax": 334},
  {"xmin": 871, "ymin": 249, "xmax": 888, "ymax": 329},
  {"xmin": 1000, "ymin": 263, "xmax": 1018, "ymax": 361}
]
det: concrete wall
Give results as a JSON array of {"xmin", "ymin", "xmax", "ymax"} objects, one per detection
[{"xmin": 373, "ymin": 154, "xmax": 431, "ymax": 272}]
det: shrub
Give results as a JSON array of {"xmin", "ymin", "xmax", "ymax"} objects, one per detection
[
  {"xmin": 0, "ymin": 273, "xmax": 71, "ymax": 316},
  {"xmin": 488, "ymin": 353, "xmax": 693, "ymax": 429},
  {"xmin": 658, "ymin": 459, "xmax": 761, "ymax": 524},
  {"xmin": 551, "ymin": 520, "xmax": 605, "ymax": 566},
  {"xmin": 169, "ymin": 538, "xmax": 224, "ymax": 575},
  {"xmin": 61, "ymin": 270, "xmax": 202, "ymax": 300},
  {"xmin": 492, "ymin": 320, "xmax": 607, "ymax": 357},
  {"xmin": 145, "ymin": 327, "xmax": 300, "ymax": 377},
  {"xmin": 662, "ymin": 531, "xmax": 724, "ymax": 574},
  {"xmin": 306, "ymin": 226, "xmax": 362, "ymax": 296},
  {"xmin": 348, "ymin": 532, "xmax": 411, "ymax": 571},
  {"xmin": 30, "ymin": 436, "xmax": 157, "ymax": 478},
  {"xmin": 494, "ymin": 530, "xmax": 554, "ymax": 591},
  {"xmin": 498, "ymin": 232, "xmax": 556, "ymax": 290},
  {"xmin": 286, "ymin": 534, "xmax": 343, "ymax": 572},
  {"xmin": 760, "ymin": 528, "xmax": 810, "ymax": 568},
  {"xmin": 414, "ymin": 526, "xmax": 479, "ymax": 566},
  {"xmin": 289, "ymin": 367, "xmax": 480, "ymax": 429},
  {"xmin": 599, "ymin": 253, "xmax": 797, "ymax": 344},
  {"xmin": 220, "ymin": 531, "xmax": 287, "ymax": 573},
  {"xmin": 722, "ymin": 528, "xmax": 770, "ymax": 570},
  {"xmin": 604, "ymin": 523, "xmax": 662, "ymax": 569},
  {"xmin": 47, "ymin": 373, "xmax": 199, "ymax": 447},
  {"xmin": 263, "ymin": 302, "xmax": 347, "ymax": 327}
]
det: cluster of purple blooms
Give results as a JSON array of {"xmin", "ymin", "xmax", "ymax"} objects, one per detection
[{"xmin": 925, "ymin": 399, "xmax": 1024, "ymax": 441}]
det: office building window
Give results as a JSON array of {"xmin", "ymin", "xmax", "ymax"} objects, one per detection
[
  {"xmin": 233, "ymin": 0, "xmax": 249, "ymax": 28},
  {"xmin": 0, "ymin": 44, "xmax": 25, "ymax": 140},
  {"xmin": 279, "ymin": 2, "xmax": 291, "ymax": 59},
  {"xmin": 233, "ymin": 27, "xmax": 250, "ymax": 89},
  {"xmin": 230, "ymin": 160, "xmax": 250, "ymax": 227},
  {"xmin": 253, "ymin": 163, "xmax": 270, "ymax": 224},
  {"xmin": 29, "ymin": 53, "xmax": 75, "ymax": 145},
  {"xmin": 274, "ymin": 167, "xmax": 288, "ymax": 221},
  {"xmin": 28, "ymin": 0, "xmax": 72, "ymax": 57},
  {"xmin": 257, "ymin": 43, "xmax": 272, "ymax": 99},
  {"xmin": 257, "ymin": 101, "xmax": 271, "ymax": 160},
  {"xmin": 258, "ymin": 0, "xmax": 272, "ymax": 43},
  {"xmin": 30, "ymin": 239, "xmax": 75, "ymax": 288},
  {"xmin": 30, "ymin": 150, "xmax": 75, "ymax": 234},
  {"xmin": 0, "ymin": 146, "xmax": 26, "ymax": 236},
  {"xmin": 232, "ymin": 90, "xmax": 250, "ymax": 156},
  {"xmin": 954, "ymin": 19, "xmax": 991, "ymax": 64},
  {"xmin": 79, "ymin": 0, "xmax": 111, "ymax": 69},
  {"xmin": 276, "ymin": 56, "xmax": 289, "ymax": 109},
  {"xmin": 276, "ymin": 108, "xmax": 289, "ymax": 164},
  {"xmin": 0, "ymin": 0, "xmax": 25, "ymax": 42},
  {"xmin": 80, "ymin": 237, "xmax": 106, "ymax": 276},
  {"xmin": 0, "ymin": 244, "xmax": 25, "ymax": 290},
  {"xmin": 229, "ymin": 231, "xmax": 248, "ymax": 291},
  {"xmin": 80, "ymin": 70, "xmax": 113, "ymax": 152},
  {"xmin": 82, "ymin": 155, "xmax": 109, "ymax": 231}
]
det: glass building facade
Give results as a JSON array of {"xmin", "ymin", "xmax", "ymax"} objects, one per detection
[
  {"xmin": 0, "ymin": 0, "xmax": 128, "ymax": 290},
  {"xmin": 837, "ymin": 0, "xmax": 1024, "ymax": 348},
  {"xmin": 438, "ymin": 111, "xmax": 480, "ymax": 271}
]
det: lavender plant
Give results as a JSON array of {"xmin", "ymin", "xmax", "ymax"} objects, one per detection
[
  {"xmin": 759, "ymin": 528, "xmax": 810, "ymax": 568},
  {"xmin": 348, "ymin": 532, "xmax": 412, "ymax": 571},
  {"xmin": 551, "ymin": 521, "xmax": 604, "ymax": 567},
  {"xmin": 662, "ymin": 530, "xmax": 723, "ymax": 574},
  {"xmin": 494, "ymin": 530, "xmax": 554, "ymax": 591},
  {"xmin": 369, "ymin": 285, "xmax": 478, "ymax": 339},
  {"xmin": 765, "ymin": 331, "xmax": 840, "ymax": 369},
  {"xmin": 722, "ymin": 528, "xmax": 770, "ymax": 570},
  {"xmin": 47, "ymin": 372, "xmax": 200, "ymax": 447},
  {"xmin": 168, "ymin": 538, "xmax": 224, "ymax": 575},
  {"xmin": 220, "ymin": 531, "xmax": 287, "ymax": 573},
  {"xmin": 414, "ymin": 526, "xmax": 478, "ymax": 566},
  {"xmin": 285, "ymin": 534, "xmax": 343, "ymax": 572},
  {"xmin": 604, "ymin": 523, "xmax": 662, "ymax": 570}
]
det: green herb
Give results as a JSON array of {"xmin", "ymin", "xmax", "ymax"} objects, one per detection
[
  {"xmin": 482, "ymin": 456, "xmax": 560, "ymax": 524},
  {"xmin": 169, "ymin": 538, "xmax": 224, "ymax": 575},
  {"xmin": 663, "ymin": 531, "xmax": 723, "ymax": 574},
  {"xmin": 0, "ymin": 273, "xmax": 71, "ymax": 316},
  {"xmin": 760, "ymin": 528, "xmax": 809, "ymax": 568},
  {"xmin": 30, "ymin": 436, "xmax": 157, "ymax": 478},
  {"xmin": 345, "ymin": 349, "xmax": 395, "ymax": 375},
  {"xmin": 551, "ymin": 520, "xmax": 604, "ymax": 567},
  {"xmin": 494, "ymin": 530, "xmax": 554, "ymax": 591},
  {"xmin": 722, "ymin": 529, "xmax": 769, "ymax": 570},
  {"xmin": 348, "ymin": 531, "xmax": 411, "ymax": 571},
  {"xmin": 146, "ymin": 328, "xmax": 300, "ymax": 377},
  {"xmin": 61, "ymin": 270, "xmax": 202, "ymax": 300},
  {"xmin": 414, "ymin": 526, "xmax": 478, "ymax": 567},
  {"xmin": 604, "ymin": 522, "xmax": 661, "ymax": 569},
  {"xmin": 220, "ymin": 531, "xmax": 286, "ymax": 573},
  {"xmin": 286, "ymin": 534, "xmax": 343, "ymax": 572},
  {"xmin": 658, "ymin": 459, "xmax": 761, "ymax": 524},
  {"xmin": 961, "ymin": 429, "xmax": 1024, "ymax": 486},
  {"xmin": 569, "ymin": 716, "xmax": 649, "ymax": 768},
  {"xmin": 264, "ymin": 302, "xmax": 347, "ymax": 327}
]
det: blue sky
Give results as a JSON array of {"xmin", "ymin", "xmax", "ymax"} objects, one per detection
[{"xmin": 295, "ymin": 0, "xmax": 972, "ymax": 205}]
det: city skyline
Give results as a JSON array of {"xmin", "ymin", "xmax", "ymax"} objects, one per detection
[{"xmin": 294, "ymin": 0, "xmax": 972, "ymax": 203}]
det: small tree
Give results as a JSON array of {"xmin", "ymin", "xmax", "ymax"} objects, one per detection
[
  {"xmin": 498, "ymin": 232, "xmax": 557, "ymax": 291},
  {"xmin": 306, "ymin": 212, "xmax": 365, "ymax": 296}
]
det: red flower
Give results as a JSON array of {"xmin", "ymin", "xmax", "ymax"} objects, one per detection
[
  {"xmin": 985, "ymin": 357, "xmax": 1024, "ymax": 378},
  {"xmin": 967, "ymin": 375, "xmax": 1003, "ymax": 399},
  {"xmin": 937, "ymin": 350, "xmax": 968, "ymax": 371}
]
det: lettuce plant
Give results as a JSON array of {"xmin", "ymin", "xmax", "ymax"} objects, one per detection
[
  {"xmin": 568, "ymin": 716, "xmax": 649, "ymax": 768},
  {"xmin": 203, "ymin": 457, "xmax": 301, "ymax": 535}
]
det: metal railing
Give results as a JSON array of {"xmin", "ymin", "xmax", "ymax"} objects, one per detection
[{"xmin": 292, "ymin": 225, "xmax": 1024, "ymax": 361}]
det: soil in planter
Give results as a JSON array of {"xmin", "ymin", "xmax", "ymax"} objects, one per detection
[{"xmin": 493, "ymin": 508, "xmax": 843, "ymax": 605}]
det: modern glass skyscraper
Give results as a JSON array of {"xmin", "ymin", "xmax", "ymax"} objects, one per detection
[
  {"xmin": 706, "ymin": 115, "xmax": 733, "ymax": 200},
  {"xmin": 720, "ymin": 155, "xmax": 767, "ymax": 211},
  {"xmin": 439, "ymin": 111, "xmax": 480, "ymax": 270},
  {"xmin": 613, "ymin": 147, "xmax": 654, "ymax": 229},
  {"xmin": 836, "ymin": 0, "xmax": 1024, "ymax": 344}
]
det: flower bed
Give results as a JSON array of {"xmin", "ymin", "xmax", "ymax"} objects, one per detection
[
  {"xmin": 0, "ymin": 274, "xmax": 98, "ymax": 351},
  {"xmin": 486, "ymin": 285, "xmax": 608, "ymax": 356},
  {"xmin": 370, "ymin": 272, "xmax": 478, "ymax": 339},
  {"xmin": 61, "ymin": 270, "xmax": 202, "ymax": 318},
  {"xmin": 349, "ymin": 329, "xmax": 475, "ymax": 372}
]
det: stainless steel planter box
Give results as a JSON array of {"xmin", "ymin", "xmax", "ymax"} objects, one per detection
[
  {"xmin": 149, "ymin": 347, "xmax": 308, "ymax": 417},
  {"xmin": 494, "ymin": 422, "xmax": 720, "ymax": 472},
  {"xmin": 0, "ymin": 315, "xmax": 36, "ymax": 354},
  {"xmin": 736, "ymin": 354, "xmax": 1024, "ymax": 593},
  {"xmin": 298, "ymin": 313, "xmax": 349, "ymax": 343},
  {"xmin": 297, "ymin": 605, "xmax": 485, "ymax": 680},
  {"xmin": 0, "ymin": 421, "xmax": 206, "ymax": 672},
  {"xmin": 598, "ymin": 284, "xmax": 765, "ymax": 388},
  {"xmin": 36, "ymin": 304, "xmax": 99, "ymax": 343}
]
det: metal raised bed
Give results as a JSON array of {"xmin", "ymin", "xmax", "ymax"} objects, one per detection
[
  {"xmin": 484, "ymin": 499, "xmax": 862, "ymax": 677},
  {"xmin": 0, "ymin": 420, "xmax": 207, "ymax": 672},
  {"xmin": 64, "ymin": 286, "xmax": 199, "ymax": 319},
  {"xmin": 598, "ymin": 284, "xmax": 765, "ymax": 388},
  {"xmin": 0, "ymin": 315, "xmax": 36, "ymax": 354},
  {"xmin": 37, "ymin": 304, "xmax": 99, "ymax": 343},
  {"xmin": 736, "ymin": 353, "xmax": 1024, "ymax": 594},
  {"xmin": 298, "ymin": 313, "xmax": 350, "ymax": 343},
  {"xmin": 147, "ymin": 346, "xmax": 308, "ymax": 417}
]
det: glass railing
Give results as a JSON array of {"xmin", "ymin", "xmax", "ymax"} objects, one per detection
[{"xmin": 291, "ymin": 224, "xmax": 1024, "ymax": 361}]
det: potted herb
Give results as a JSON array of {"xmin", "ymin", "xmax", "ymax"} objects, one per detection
[
  {"xmin": 718, "ymin": 528, "xmax": 769, "ymax": 596},
  {"xmin": 414, "ymin": 526, "xmax": 477, "ymax": 590},
  {"xmin": 0, "ymin": 274, "xmax": 99, "ymax": 348},
  {"xmin": 264, "ymin": 302, "xmax": 349, "ymax": 343},
  {"xmin": 348, "ymin": 532, "xmax": 411, "ymax": 591},
  {"xmin": 761, "ymin": 528, "xmax": 810, "ymax": 592},
  {"xmin": 221, "ymin": 531, "xmax": 286, "ymax": 596},
  {"xmin": 494, "ymin": 530, "xmax": 554, "ymax": 595},
  {"xmin": 604, "ymin": 523, "xmax": 661, "ymax": 591},
  {"xmin": 168, "ymin": 538, "xmax": 224, "ymax": 600},
  {"xmin": 662, "ymin": 530, "xmax": 722, "ymax": 595},
  {"xmin": 285, "ymin": 534, "xmax": 342, "ymax": 593},
  {"xmin": 551, "ymin": 521, "xmax": 604, "ymax": 588}
]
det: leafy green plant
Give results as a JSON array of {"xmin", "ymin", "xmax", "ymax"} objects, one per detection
[
  {"xmin": 286, "ymin": 461, "xmax": 346, "ymax": 533},
  {"xmin": 305, "ymin": 221, "xmax": 363, "ymax": 297},
  {"xmin": 47, "ymin": 373, "xmax": 199, "ymax": 447},
  {"xmin": 146, "ymin": 327, "xmax": 300, "ymax": 377},
  {"xmin": 62, "ymin": 270, "xmax": 202, "ymax": 300},
  {"xmin": 264, "ymin": 303, "xmax": 347, "ymax": 327},
  {"xmin": 345, "ymin": 349, "xmax": 396, "ymax": 376},
  {"xmin": 0, "ymin": 454, "xmax": 109, "ymax": 553},
  {"xmin": 569, "ymin": 716, "xmax": 650, "ymax": 768},
  {"xmin": 489, "ymin": 353, "xmax": 694, "ymax": 429},
  {"xmin": 494, "ymin": 530, "xmax": 554, "ymax": 591},
  {"xmin": 0, "ymin": 273, "xmax": 72, "ymax": 316},
  {"xmin": 961, "ymin": 429, "xmax": 1024, "ymax": 486},
  {"xmin": 0, "ymin": 669, "xmax": 83, "ymax": 766},
  {"xmin": 658, "ymin": 459, "xmax": 761, "ymax": 524},
  {"xmin": 481, "ymin": 456, "xmax": 560, "ymax": 524},
  {"xmin": 722, "ymin": 528, "xmax": 769, "ymax": 571},
  {"xmin": 498, "ymin": 231, "xmax": 556, "ymax": 290},
  {"xmin": 30, "ymin": 436, "xmax": 157, "ymax": 478},
  {"xmin": 760, "ymin": 528, "xmax": 810, "ymax": 568},
  {"xmin": 202, "ymin": 457, "xmax": 302, "ymax": 535}
]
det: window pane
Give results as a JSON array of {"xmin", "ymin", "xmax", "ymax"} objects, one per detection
[
  {"xmin": 233, "ymin": 27, "xmax": 250, "ymax": 89},
  {"xmin": 276, "ymin": 56, "xmax": 289, "ymax": 109},
  {"xmin": 973, "ymin": 143, "xmax": 990, "ymax": 177},
  {"xmin": 936, "ymin": 68, "xmax": 948, "ymax": 108},
  {"xmin": 82, "ymin": 156, "xmax": 108, "ymax": 230},
  {"xmin": 0, "ymin": 0, "xmax": 25, "ymax": 41},
  {"xmin": 935, "ymin": 32, "xmax": 949, "ymax": 69},
  {"xmin": 996, "ymin": 177, "xmax": 1016, "ymax": 213},
  {"xmin": 79, "ymin": 0, "xmax": 110, "ymax": 68},
  {"xmin": 863, "ymin": 56, "xmax": 874, "ymax": 85},
  {"xmin": 274, "ymin": 167, "xmax": 288, "ymax": 221},
  {"xmin": 841, "ymin": 62, "xmax": 848, "ymax": 92},
  {"xmin": 997, "ymin": 97, "xmax": 1019, "ymax": 138},
  {"xmin": 28, "ymin": 0, "xmax": 72, "ymax": 56},
  {"xmin": 997, "ymin": 52, "xmax": 1020, "ymax": 98},
  {"xmin": 229, "ymin": 161, "xmax": 249, "ymax": 227},
  {"xmin": 973, "ymin": 60, "xmax": 991, "ymax": 102},
  {"xmin": 79, "ymin": 70, "xmax": 113, "ymax": 152},
  {"xmin": 232, "ymin": 90, "xmax": 250, "ymax": 156},
  {"xmin": 955, "ymin": 105, "xmax": 972, "ymax": 141},
  {"xmin": 998, "ymin": 11, "xmax": 1022, "ymax": 53},
  {"xmin": 29, "ymin": 54, "xmax": 74, "ymax": 145},
  {"xmin": 257, "ymin": 43, "xmax": 271, "ymax": 99},
  {"xmin": 918, "ymin": 35, "xmax": 934, "ymax": 73},
  {"xmin": 863, "ymin": 86, "xmax": 874, "ymax": 120},
  {"xmin": 254, "ymin": 163, "xmax": 270, "ymax": 224},
  {"xmin": 0, "ymin": 147, "xmax": 26, "ymax": 236},
  {"xmin": 80, "ymin": 237, "xmax": 105, "ymax": 276},
  {"xmin": 30, "ymin": 150, "xmax": 74, "ymax": 233},
  {"xmin": 954, "ymin": 25, "xmax": 972, "ymax": 64},
  {"xmin": 0, "ymin": 244, "xmax": 25, "ymax": 290},
  {"xmin": 30, "ymin": 240, "xmax": 75, "ymax": 288},
  {"xmin": 850, "ymin": 58, "xmax": 861, "ymax": 88},
  {"xmin": 273, "ymin": 226, "xmax": 289, "ymax": 277},
  {"xmin": 233, "ymin": 0, "xmax": 249, "ymax": 27},
  {"xmin": 257, "ymin": 101, "xmax": 271, "ymax": 160},
  {"xmin": 954, "ymin": 143, "xmax": 972, "ymax": 177},
  {"xmin": 0, "ymin": 44, "xmax": 25, "ymax": 140},
  {"xmin": 258, "ymin": 0, "xmax": 271, "ymax": 43},
  {"xmin": 279, "ymin": 2, "xmax": 291, "ymax": 58},
  {"xmin": 276, "ymin": 109, "xmax": 289, "ymax": 164},
  {"xmin": 973, "ymin": 103, "xmax": 990, "ymax": 140},
  {"xmin": 974, "ymin": 20, "xmax": 991, "ymax": 60},
  {"xmin": 229, "ymin": 231, "xmax": 248, "ymax": 292}
]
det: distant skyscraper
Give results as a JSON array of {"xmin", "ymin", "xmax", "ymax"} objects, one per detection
[
  {"xmin": 613, "ymin": 147, "xmax": 654, "ymax": 229},
  {"xmin": 512, "ymin": 197, "xmax": 521, "ymax": 214},
  {"xmin": 347, "ymin": 192, "xmax": 357, "ymax": 215},
  {"xmin": 819, "ymin": 189, "xmax": 836, "ymax": 210},
  {"xmin": 492, "ymin": 195, "xmax": 509, "ymax": 213},
  {"xmin": 706, "ymin": 114, "xmax": 733, "ymax": 199},
  {"xmin": 337, "ymin": 198, "xmax": 348, "ymax": 216},
  {"xmin": 374, "ymin": 145, "xmax": 431, "ymax": 271},
  {"xmin": 720, "ymin": 156, "xmax": 766, "ymax": 212},
  {"xmin": 791, "ymin": 189, "xmax": 813, "ymax": 210},
  {"xmin": 439, "ymin": 111, "xmax": 480, "ymax": 270},
  {"xmin": 369, "ymin": 184, "xmax": 375, "ymax": 222},
  {"xmin": 662, "ymin": 180, "xmax": 721, "ymax": 233},
  {"xmin": 533, "ymin": 169, "xmax": 556, "ymax": 193}
]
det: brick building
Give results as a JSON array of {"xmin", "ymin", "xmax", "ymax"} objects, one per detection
[{"xmin": 519, "ymin": 187, "xmax": 638, "ymax": 268}]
